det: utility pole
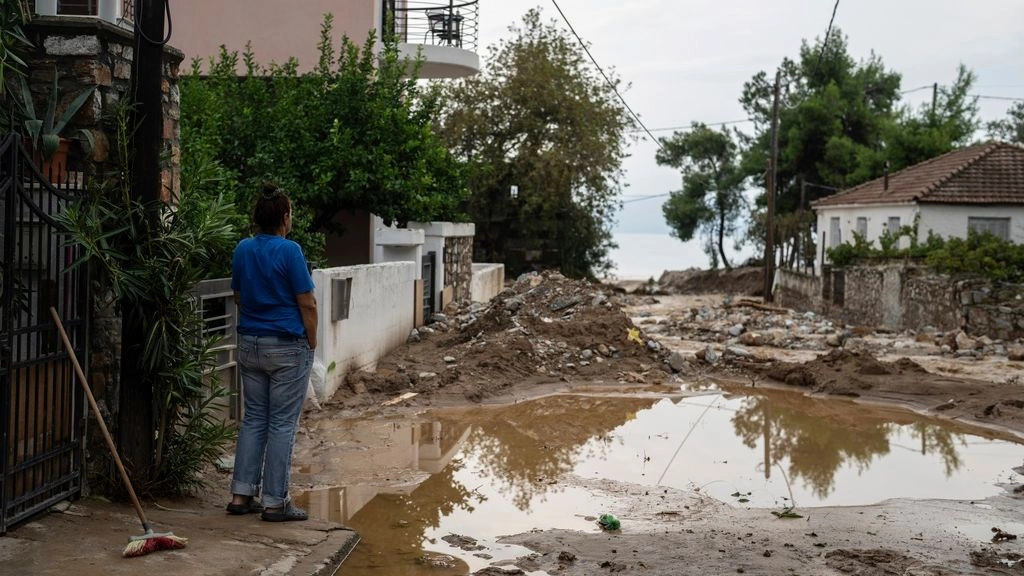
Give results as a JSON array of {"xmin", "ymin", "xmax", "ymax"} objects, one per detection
[
  {"xmin": 764, "ymin": 70, "xmax": 781, "ymax": 302},
  {"xmin": 931, "ymin": 82, "xmax": 938, "ymax": 123},
  {"xmin": 119, "ymin": 0, "xmax": 166, "ymax": 483},
  {"xmin": 798, "ymin": 176, "xmax": 806, "ymax": 271}
]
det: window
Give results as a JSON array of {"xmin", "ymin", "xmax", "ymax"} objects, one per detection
[
  {"xmin": 968, "ymin": 217, "xmax": 1010, "ymax": 241},
  {"xmin": 887, "ymin": 217, "xmax": 902, "ymax": 249},
  {"xmin": 855, "ymin": 217, "xmax": 868, "ymax": 238},
  {"xmin": 58, "ymin": 0, "xmax": 97, "ymax": 15},
  {"xmin": 829, "ymin": 217, "xmax": 841, "ymax": 248}
]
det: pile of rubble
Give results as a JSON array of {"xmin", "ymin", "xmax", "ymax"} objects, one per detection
[
  {"xmin": 632, "ymin": 295, "xmax": 1024, "ymax": 363},
  {"xmin": 343, "ymin": 271, "xmax": 675, "ymax": 402}
]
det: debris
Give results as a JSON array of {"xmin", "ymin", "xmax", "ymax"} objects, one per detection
[{"xmin": 381, "ymin": 392, "xmax": 418, "ymax": 406}]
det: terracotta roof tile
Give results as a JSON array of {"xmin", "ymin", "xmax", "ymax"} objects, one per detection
[{"xmin": 811, "ymin": 142, "xmax": 1024, "ymax": 208}]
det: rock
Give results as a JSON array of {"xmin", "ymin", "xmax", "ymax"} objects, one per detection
[
  {"xmin": 701, "ymin": 345, "xmax": 719, "ymax": 365},
  {"xmin": 591, "ymin": 293, "xmax": 608, "ymax": 306},
  {"xmin": 738, "ymin": 332, "xmax": 765, "ymax": 346},
  {"xmin": 504, "ymin": 297, "xmax": 524, "ymax": 313},
  {"xmin": 728, "ymin": 324, "xmax": 745, "ymax": 337},
  {"xmin": 646, "ymin": 339, "xmax": 661, "ymax": 352},
  {"xmin": 550, "ymin": 295, "xmax": 583, "ymax": 312},
  {"xmin": 431, "ymin": 313, "xmax": 449, "ymax": 323},
  {"xmin": 1009, "ymin": 347, "xmax": 1024, "ymax": 361},
  {"xmin": 407, "ymin": 329, "xmax": 421, "ymax": 343},
  {"xmin": 667, "ymin": 351, "xmax": 689, "ymax": 373},
  {"xmin": 597, "ymin": 344, "xmax": 611, "ymax": 357},
  {"xmin": 726, "ymin": 346, "xmax": 754, "ymax": 359},
  {"xmin": 825, "ymin": 334, "xmax": 844, "ymax": 347},
  {"xmin": 581, "ymin": 349, "xmax": 594, "ymax": 360},
  {"xmin": 443, "ymin": 356, "xmax": 457, "ymax": 363},
  {"xmin": 418, "ymin": 372, "xmax": 437, "ymax": 380},
  {"xmin": 955, "ymin": 331, "xmax": 979, "ymax": 351}
]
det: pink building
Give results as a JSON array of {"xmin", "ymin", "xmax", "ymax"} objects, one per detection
[{"xmin": 32, "ymin": 0, "xmax": 480, "ymax": 78}]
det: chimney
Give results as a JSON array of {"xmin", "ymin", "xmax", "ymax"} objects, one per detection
[{"xmin": 883, "ymin": 161, "xmax": 890, "ymax": 192}]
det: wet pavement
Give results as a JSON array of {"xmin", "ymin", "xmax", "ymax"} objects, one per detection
[{"xmin": 294, "ymin": 386, "xmax": 1024, "ymax": 575}]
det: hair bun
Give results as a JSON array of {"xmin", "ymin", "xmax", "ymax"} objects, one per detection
[{"xmin": 262, "ymin": 183, "xmax": 283, "ymax": 200}]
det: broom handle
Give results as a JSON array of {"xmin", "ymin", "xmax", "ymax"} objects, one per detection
[{"xmin": 49, "ymin": 307, "xmax": 151, "ymax": 531}]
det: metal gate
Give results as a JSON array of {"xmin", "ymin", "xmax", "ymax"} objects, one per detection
[
  {"xmin": 0, "ymin": 134, "xmax": 88, "ymax": 533},
  {"xmin": 422, "ymin": 251, "xmax": 435, "ymax": 320}
]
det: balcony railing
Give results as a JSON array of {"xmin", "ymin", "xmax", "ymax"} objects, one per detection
[
  {"xmin": 384, "ymin": 0, "xmax": 479, "ymax": 52},
  {"xmin": 29, "ymin": 0, "xmax": 134, "ymax": 28}
]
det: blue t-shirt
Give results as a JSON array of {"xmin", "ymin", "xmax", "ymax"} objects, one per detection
[{"xmin": 231, "ymin": 234, "xmax": 315, "ymax": 338}]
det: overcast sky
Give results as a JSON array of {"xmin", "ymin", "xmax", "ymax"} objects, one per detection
[{"xmin": 475, "ymin": 0, "xmax": 1024, "ymax": 235}]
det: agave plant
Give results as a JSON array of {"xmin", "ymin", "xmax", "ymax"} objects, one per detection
[{"xmin": 16, "ymin": 72, "xmax": 96, "ymax": 159}]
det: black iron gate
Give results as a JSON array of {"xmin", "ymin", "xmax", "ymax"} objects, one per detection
[
  {"xmin": 422, "ymin": 251, "xmax": 435, "ymax": 321},
  {"xmin": 0, "ymin": 134, "xmax": 87, "ymax": 534}
]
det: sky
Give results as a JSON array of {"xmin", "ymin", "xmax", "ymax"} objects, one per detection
[{"xmin": 474, "ymin": 0, "xmax": 1024, "ymax": 237}]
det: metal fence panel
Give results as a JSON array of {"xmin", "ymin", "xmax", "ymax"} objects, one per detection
[{"xmin": 0, "ymin": 134, "xmax": 88, "ymax": 534}]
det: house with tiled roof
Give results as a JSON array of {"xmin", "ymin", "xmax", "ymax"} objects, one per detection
[{"xmin": 811, "ymin": 142, "xmax": 1024, "ymax": 272}]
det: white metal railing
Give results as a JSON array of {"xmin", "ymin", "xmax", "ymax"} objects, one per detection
[{"xmin": 32, "ymin": 0, "xmax": 134, "ymax": 28}]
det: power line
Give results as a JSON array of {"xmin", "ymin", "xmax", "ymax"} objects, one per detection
[
  {"xmin": 811, "ymin": 0, "xmax": 841, "ymax": 80},
  {"xmin": 621, "ymin": 193, "xmax": 670, "ymax": 204},
  {"xmin": 549, "ymin": 0, "xmax": 663, "ymax": 149},
  {"xmin": 629, "ymin": 119, "xmax": 754, "ymax": 134}
]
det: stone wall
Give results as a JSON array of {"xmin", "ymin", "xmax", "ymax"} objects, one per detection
[
  {"xmin": 25, "ymin": 17, "xmax": 183, "ymax": 202},
  {"xmin": 444, "ymin": 235, "xmax": 474, "ymax": 304},
  {"xmin": 778, "ymin": 266, "xmax": 1024, "ymax": 339}
]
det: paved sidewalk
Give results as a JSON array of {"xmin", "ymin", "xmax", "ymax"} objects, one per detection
[{"xmin": 0, "ymin": 496, "xmax": 359, "ymax": 576}]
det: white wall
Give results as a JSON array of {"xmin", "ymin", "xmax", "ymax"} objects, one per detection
[
  {"xmin": 372, "ymin": 216, "xmax": 424, "ymax": 266},
  {"xmin": 312, "ymin": 262, "xmax": 416, "ymax": 400},
  {"xmin": 919, "ymin": 204, "xmax": 1024, "ymax": 244},
  {"xmin": 470, "ymin": 263, "xmax": 505, "ymax": 303},
  {"xmin": 815, "ymin": 204, "xmax": 917, "ymax": 271}
]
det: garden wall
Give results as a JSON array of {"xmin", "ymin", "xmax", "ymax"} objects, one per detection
[{"xmin": 777, "ymin": 266, "xmax": 1024, "ymax": 339}]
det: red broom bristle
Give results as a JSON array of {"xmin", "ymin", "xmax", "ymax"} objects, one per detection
[{"xmin": 122, "ymin": 534, "xmax": 188, "ymax": 558}]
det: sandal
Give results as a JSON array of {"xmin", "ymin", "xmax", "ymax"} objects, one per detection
[
  {"xmin": 225, "ymin": 497, "xmax": 264, "ymax": 515},
  {"xmin": 260, "ymin": 503, "xmax": 309, "ymax": 522}
]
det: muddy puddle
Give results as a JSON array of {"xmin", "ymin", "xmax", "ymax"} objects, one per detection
[{"xmin": 297, "ymin": 388, "xmax": 1024, "ymax": 575}]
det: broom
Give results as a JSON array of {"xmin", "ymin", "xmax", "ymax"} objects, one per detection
[{"xmin": 50, "ymin": 307, "xmax": 188, "ymax": 558}]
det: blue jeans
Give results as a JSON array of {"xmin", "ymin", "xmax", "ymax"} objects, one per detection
[{"xmin": 231, "ymin": 334, "xmax": 313, "ymax": 508}]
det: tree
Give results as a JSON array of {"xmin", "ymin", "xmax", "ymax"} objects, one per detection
[
  {"xmin": 180, "ymin": 15, "xmax": 467, "ymax": 263},
  {"xmin": 988, "ymin": 101, "xmax": 1024, "ymax": 144},
  {"xmin": 657, "ymin": 123, "xmax": 747, "ymax": 269},
  {"xmin": 439, "ymin": 9, "xmax": 632, "ymax": 279},
  {"xmin": 739, "ymin": 31, "xmax": 979, "ymax": 268}
]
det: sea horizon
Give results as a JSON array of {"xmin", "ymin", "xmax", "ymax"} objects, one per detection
[{"xmin": 607, "ymin": 231, "xmax": 754, "ymax": 281}]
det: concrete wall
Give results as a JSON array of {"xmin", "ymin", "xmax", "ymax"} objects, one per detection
[
  {"xmin": 372, "ymin": 216, "xmax": 424, "ymax": 266},
  {"xmin": 171, "ymin": 0, "xmax": 379, "ymax": 71},
  {"xmin": 312, "ymin": 262, "xmax": 416, "ymax": 400},
  {"xmin": 470, "ymin": 263, "xmax": 505, "ymax": 303}
]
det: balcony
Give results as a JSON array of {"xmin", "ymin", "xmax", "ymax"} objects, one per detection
[
  {"xmin": 385, "ymin": 0, "xmax": 480, "ymax": 79},
  {"xmin": 29, "ymin": 0, "xmax": 134, "ymax": 28}
]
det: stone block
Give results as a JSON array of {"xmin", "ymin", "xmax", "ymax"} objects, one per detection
[{"xmin": 44, "ymin": 35, "xmax": 101, "ymax": 56}]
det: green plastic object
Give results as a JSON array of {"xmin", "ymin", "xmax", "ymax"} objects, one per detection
[{"xmin": 598, "ymin": 513, "xmax": 620, "ymax": 531}]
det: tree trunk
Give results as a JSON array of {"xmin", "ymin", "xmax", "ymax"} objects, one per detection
[{"xmin": 717, "ymin": 196, "xmax": 731, "ymax": 270}]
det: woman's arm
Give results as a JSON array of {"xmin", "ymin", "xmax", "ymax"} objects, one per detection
[{"xmin": 296, "ymin": 291, "xmax": 318, "ymax": 350}]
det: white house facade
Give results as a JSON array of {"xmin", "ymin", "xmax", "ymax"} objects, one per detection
[{"xmin": 812, "ymin": 142, "xmax": 1024, "ymax": 274}]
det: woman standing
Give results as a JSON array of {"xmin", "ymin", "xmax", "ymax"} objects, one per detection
[{"xmin": 226, "ymin": 184, "xmax": 318, "ymax": 522}]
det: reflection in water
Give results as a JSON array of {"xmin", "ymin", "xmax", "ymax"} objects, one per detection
[
  {"xmin": 730, "ymin": 389, "xmax": 967, "ymax": 500},
  {"xmin": 302, "ymin": 389, "xmax": 1024, "ymax": 575}
]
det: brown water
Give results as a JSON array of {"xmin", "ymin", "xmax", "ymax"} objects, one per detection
[{"xmin": 296, "ymin": 388, "xmax": 1024, "ymax": 575}]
